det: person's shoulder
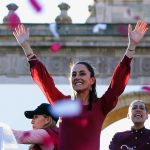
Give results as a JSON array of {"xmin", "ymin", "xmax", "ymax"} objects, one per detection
[
  {"xmin": 144, "ymin": 128, "xmax": 150, "ymax": 133},
  {"xmin": 113, "ymin": 130, "xmax": 131, "ymax": 139},
  {"xmin": 45, "ymin": 126, "xmax": 59, "ymax": 135}
]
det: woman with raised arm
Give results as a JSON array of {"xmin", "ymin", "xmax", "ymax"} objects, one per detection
[
  {"xmin": 13, "ymin": 103, "xmax": 59, "ymax": 150},
  {"xmin": 13, "ymin": 20, "xmax": 148, "ymax": 150}
]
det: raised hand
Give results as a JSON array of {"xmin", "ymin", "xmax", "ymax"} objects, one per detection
[
  {"xmin": 13, "ymin": 24, "xmax": 30, "ymax": 46},
  {"xmin": 13, "ymin": 24, "xmax": 33, "ymax": 57},
  {"xmin": 128, "ymin": 20, "xmax": 148, "ymax": 50}
]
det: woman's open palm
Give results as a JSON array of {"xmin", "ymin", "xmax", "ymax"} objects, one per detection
[
  {"xmin": 13, "ymin": 24, "xmax": 30, "ymax": 45},
  {"xmin": 128, "ymin": 20, "xmax": 148, "ymax": 45}
]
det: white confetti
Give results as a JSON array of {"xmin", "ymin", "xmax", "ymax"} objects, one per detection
[
  {"xmin": 51, "ymin": 99, "xmax": 82, "ymax": 117},
  {"xmin": 49, "ymin": 23, "xmax": 60, "ymax": 40},
  {"xmin": 93, "ymin": 23, "xmax": 107, "ymax": 33}
]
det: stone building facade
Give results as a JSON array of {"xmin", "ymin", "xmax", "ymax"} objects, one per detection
[{"xmin": 0, "ymin": 1, "xmax": 150, "ymax": 128}]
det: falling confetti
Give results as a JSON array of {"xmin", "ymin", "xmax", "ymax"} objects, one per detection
[
  {"xmin": 49, "ymin": 23, "xmax": 60, "ymax": 40},
  {"xmin": 126, "ymin": 8, "xmax": 131, "ymax": 17},
  {"xmin": 51, "ymin": 99, "xmax": 82, "ymax": 117},
  {"xmin": 7, "ymin": 13, "xmax": 20, "ymax": 30},
  {"xmin": 92, "ymin": 23, "xmax": 107, "ymax": 33},
  {"xmin": 29, "ymin": 0, "xmax": 42, "ymax": 12},
  {"xmin": 50, "ymin": 42, "xmax": 61, "ymax": 52},
  {"xmin": 49, "ymin": 23, "xmax": 61, "ymax": 52},
  {"xmin": 134, "ymin": 15, "xmax": 141, "ymax": 21},
  {"xmin": 117, "ymin": 24, "xmax": 128, "ymax": 36},
  {"xmin": 141, "ymin": 86, "xmax": 150, "ymax": 93}
]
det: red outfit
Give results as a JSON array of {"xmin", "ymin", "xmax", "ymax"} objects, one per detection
[{"xmin": 29, "ymin": 55, "xmax": 131, "ymax": 150}]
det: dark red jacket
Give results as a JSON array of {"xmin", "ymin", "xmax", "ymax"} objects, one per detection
[{"xmin": 29, "ymin": 55, "xmax": 131, "ymax": 150}]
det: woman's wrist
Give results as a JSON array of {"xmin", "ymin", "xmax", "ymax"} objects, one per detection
[
  {"xmin": 125, "ymin": 48, "xmax": 135, "ymax": 58},
  {"xmin": 21, "ymin": 41, "xmax": 34, "ymax": 57},
  {"xmin": 127, "ymin": 48, "xmax": 135, "ymax": 52},
  {"xmin": 128, "ymin": 43, "xmax": 136, "ymax": 51},
  {"xmin": 27, "ymin": 53, "xmax": 35, "ymax": 58}
]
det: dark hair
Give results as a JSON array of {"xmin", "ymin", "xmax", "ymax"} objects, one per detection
[
  {"xmin": 74, "ymin": 61, "xmax": 97, "ymax": 110},
  {"xmin": 129, "ymin": 100, "xmax": 148, "ymax": 112}
]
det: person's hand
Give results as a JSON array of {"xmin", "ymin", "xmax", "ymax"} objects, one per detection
[
  {"xmin": 13, "ymin": 24, "xmax": 34, "ymax": 57},
  {"xmin": 13, "ymin": 24, "xmax": 30, "ymax": 46},
  {"xmin": 128, "ymin": 20, "xmax": 148, "ymax": 50}
]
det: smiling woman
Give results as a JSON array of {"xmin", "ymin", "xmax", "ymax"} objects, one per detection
[
  {"xmin": 11, "ymin": 19, "xmax": 149, "ymax": 150},
  {"xmin": 109, "ymin": 100, "xmax": 150, "ymax": 150},
  {"xmin": 0, "ymin": 0, "xmax": 93, "ymax": 23},
  {"xmin": 0, "ymin": 83, "xmax": 143, "ymax": 150}
]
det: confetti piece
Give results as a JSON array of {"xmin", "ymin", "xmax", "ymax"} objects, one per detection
[
  {"xmin": 117, "ymin": 24, "xmax": 128, "ymax": 36},
  {"xmin": 141, "ymin": 86, "xmax": 150, "ymax": 93},
  {"xmin": 134, "ymin": 15, "xmax": 140, "ymax": 21},
  {"xmin": 50, "ymin": 42, "xmax": 61, "ymax": 52},
  {"xmin": 49, "ymin": 23, "xmax": 60, "ymax": 39},
  {"xmin": 7, "ymin": 13, "xmax": 20, "ymax": 30},
  {"xmin": 51, "ymin": 99, "xmax": 82, "ymax": 117},
  {"xmin": 126, "ymin": 8, "xmax": 131, "ymax": 17},
  {"xmin": 92, "ymin": 23, "xmax": 107, "ymax": 33},
  {"xmin": 29, "ymin": 0, "xmax": 42, "ymax": 12}
]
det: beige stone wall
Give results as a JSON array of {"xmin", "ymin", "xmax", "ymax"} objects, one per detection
[
  {"xmin": 0, "ymin": 23, "xmax": 150, "ymax": 84},
  {"xmin": 87, "ymin": 0, "xmax": 150, "ymax": 23}
]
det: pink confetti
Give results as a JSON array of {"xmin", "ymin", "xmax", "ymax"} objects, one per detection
[
  {"xmin": 134, "ymin": 15, "xmax": 140, "ymax": 21},
  {"xmin": 7, "ymin": 13, "xmax": 20, "ymax": 30},
  {"xmin": 29, "ymin": 0, "xmax": 42, "ymax": 12},
  {"xmin": 117, "ymin": 24, "xmax": 128, "ymax": 36},
  {"xmin": 126, "ymin": 8, "xmax": 131, "ymax": 17},
  {"xmin": 50, "ymin": 42, "xmax": 61, "ymax": 52},
  {"xmin": 142, "ymin": 86, "xmax": 150, "ymax": 93}
]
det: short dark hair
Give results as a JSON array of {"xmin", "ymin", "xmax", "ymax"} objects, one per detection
[{"xmin": 129, "ymin": 100, "xmax": 148, "ymax": 112}]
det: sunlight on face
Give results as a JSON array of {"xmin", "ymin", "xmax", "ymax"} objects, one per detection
[
  {"xmin": 71, "ymin": 64, "xmax": 94, "ymax": 92},
  {"xmin": 31, "ymin": 115, "xmax": 49, "ymax": 129},
  {"xmin": 128, "ymin": 101, "xmax": 148, "ymax": 123}
]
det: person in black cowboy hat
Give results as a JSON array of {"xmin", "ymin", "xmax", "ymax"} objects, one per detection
[{"xmin": 13, "ymin": 103, "xmax": 59, "ymax": 150}]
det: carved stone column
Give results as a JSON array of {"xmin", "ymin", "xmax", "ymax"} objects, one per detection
[
  {"xmin": 86, "ymin": 0, "xmax": 112, "ymax": 23},
  {"xmin": 55, "ymin": 3, "xmax": 72, "ymax": 24}
]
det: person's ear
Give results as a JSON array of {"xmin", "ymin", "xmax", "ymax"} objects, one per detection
[
  {"xmin": 45, "ymin": 116, "xmax": 51, "ymax": 124},
  {"xmin": 91, "ymin": 77, "xmax": 96, "ymax": 85},
  {"xmin": 127, "ymin": 113, "xmax": 130, "ymax": 119}
]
